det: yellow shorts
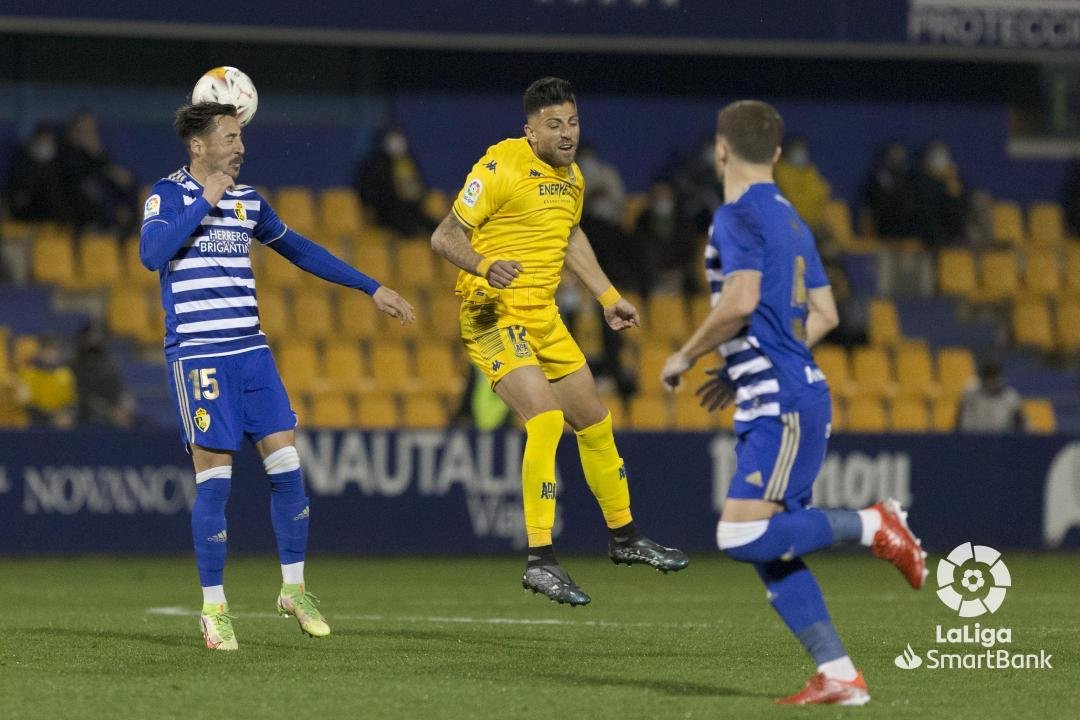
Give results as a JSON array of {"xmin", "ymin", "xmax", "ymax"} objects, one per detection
[{"xmin": 459, "ymin": 288, "xmax": 587, "ymax": 386}]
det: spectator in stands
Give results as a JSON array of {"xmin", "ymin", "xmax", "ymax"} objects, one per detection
[
  {"xmin": 957, "ymin": 361, "xmax": 1026, "ymax": 434},
  {"xmin": 671, "ymin": 135, "xmax": 723, "ymax": 237},
  {"xmin": 912, "ymin": 139, "xmax": 968, "ymax": 247},
  {"xmin": 452, "ymin": 367, "xmax": 514, "ymax": 431},
  {"xmin": 72, "ymin": 320, "xmax": 135, "ymax": 428},
  {"xmin": 355, "ymin": 126, "xmax": 436, "ymax": 236},
  {"xmin": 18, "ymin": 334, "xmax": 76, "ymax": 429},
  {"xmin": 862, "ymin": 141, "xmax": 918, "ymax": 239},
  {"xmin": 1062, "ymin": 160, "xmax": 1080, "ymax": 236},
  {"xmin": 4, "ymin": 123, "xmax": 67, "ymax": 222},
  {"xmin": 632, "ymin": 181, "xmax": 679, "ymax": 296},
  {"xmin": 773, "ymin": 135, "xmax": 831, "ymax": 237},
  {"xmin": 58, "ymin": 111, "xmax": 138, "ymax": 235}
]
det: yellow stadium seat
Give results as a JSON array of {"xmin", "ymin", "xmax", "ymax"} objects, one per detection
[
  {"xmin": 932, "ymin": 396, "xmax": 958, "ymax": 432},
  {"xmin": 348, "ymin": 236, "xmax": 393, "ymax": 283},
  {"xmin": 1022, "ymin": 249, "xmax": 1062, "ymax": 297},
  {"xmin": 889, "ymin": 397, "xmax": 930, "ymax": 432},
  {"xmin": 277, "ymin": 340, "xmax": 322, "ymax": 395},
  {"xmin": 978, "ymin": 250, "xmax": 1019, "ymax": 301},
  {"xmin": 0, "ymin": 326, "xmax": 9, "ymax": 378},
  {"xmin": 255, "ymin": 243, "xmax": 305, "ymax": 289},
  {"xmin": 1028, "ymin": 202, "xmax": 1065, "ymax": 247},
  {"xmin": 107, "ymin": 288, "xmax": 158, "ymax": 345},
  {"xmin": 1065, "ymin": 244, "xmax": 1080, "ymax": 296},
  {"xmin": 936, "ymin": 347, "xmax": 976, "ymax": 398},
  {"xmin": 370, "ymin": 340, "xmax": 419, "ymax": 394},
  {"xmin": 402, "ymin": 394, "xmax": 449, "ymax": 428},
  {"xmin": 32, "ymin": 228, "xmax": 77, "ymax": 288},
  {"xmin": 638, "ymin": 345, "xmax": 674, "ymax": 389},
  {"xmin": 274, "ymin": 187, "xmax": 319, "ymax": 237},
  {"xmin": 868, "ymin": 298, "xmax": 903, "ymax": 347},
  {"xmin": 122, "ymin": 236, "xmax": 158, "ymax": 288},
  {"xmin": 319, "ymin": 187, "xmax": 364, "ymax": 238},
  {"xmin": 13, "ymin": 334, "xmax": 40, "ymax": 369},
  {"xmin": 422, "ymin": 189, "xmax": 451, "ymax": 223},
  {"xmin": 336, "ymin": 288, "xmax": 380, "ymax": 339},
  {"xmin": 813, "ymin": 344, "xmax": 853, "ymax": 398},
  {"xmin": 689, "ymin": 294, "xmax": 712, "ymax": 329},
  {"xmin": 308, "ymin": 392, "xmax": 356, "ymax": 428},
  {"xmin": 622, "ymin": 193, "xmax": 649, "ymax": 235},
  {"xmin": 627, "ymin": 395, "xmax": 670, "ymax": 430},
  {"xmin": 937, "ymin": 248, "xmax": 977, "ymax": 297},
  {"xmin": 823, "ymin": 200, "xmax": 855, "ymax": 247},
  {"xmin": 291, "ymin": 289, "xmax": 335, "ymax": 341},
  {"xmin": 846, "ymin": 397, "xmax": 887, "ymax": 433},
  {"xmin": 1056, "ymin": 299, "xmax": 1080, "ymax": 352},
  {"xmin": 895, "ymin": 345, "xmax": 936, "ymax": 399},
  {"xmin": 991, "ymin": 200, "xmax": 1025, "ymax": 246},
  {"xmin": 830, "ymin": 395, "xmax": 846, "ymax": 432},
  {"xmin": 394, "ymin": 239, "xmax": 436, "ymax": 291},
  {"xmin": 416, "ymin": 343, "xmax": 464, "ymax": 397},
  {"xmin": 356, "ymin": 395, "xmax": 400, "ymax": 428},
  {"xmin": 1012, "ymin": 298, "xmax": 1054, "ymax": 351},
  {"xmin": 429, "ymin": 293, "xmax": 463, "ymax": 341},
  {"xmin": 600, "ymin": 391, "xmax": 626, "ymax": 429},
  {"xmin": 256, "ymin": 287, "xmax": 291, "ymax": 338},
  {"xmin": 78, "ymin": 232, "xmax": 122, "ymax": 289},
  {"xmin": 851, "ymin": 346, "xmax": 895, "ymax": 398},
  {"xmin": 673, "ymin": 393, "xmax": 716, "ymax": 430},
  {"xmin": 323, "ymin": 340, "xmax": 373, "ymax": 395},
  {"xmin": 645, "ymin": 294, "xmax": 689, "ymax": 343},
  {"xmin": 1023, "ymin": 398, "xmax": 1056, "ymax": 434}
]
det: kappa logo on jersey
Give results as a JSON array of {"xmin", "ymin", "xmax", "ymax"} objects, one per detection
[
  {"xmin": 491, "ymin": 359, "xmax": 503, "ymax": 372},
  {"xmin": 144, "ymin": 194, "xmax": 161, "ymax": 219},
  {"xmin": 234, "ymin": 201, "xmax": 246, "ymax": 222},
  {"xmin": 193, "ymin": 407, "xmax": 212, "ymax": 432},
  {"xmin": 463, "ymin": 178, "xmax": 483, "ymax": 207},
  {"xmin": 485, "ymin": 160, "xmax": 497, "ymax": 172},
  {"xmin": 529, "ymin": 169, "xmax": 541, "ymax": 178}
]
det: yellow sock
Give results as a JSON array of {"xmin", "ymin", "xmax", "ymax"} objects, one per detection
[
  {"xmin": 575, "ymin": 412, "xmax": 633, "ymax": 529},
  {"xmin": 522, "ymin": 409, "xmax": 564, "ymax": 547}
]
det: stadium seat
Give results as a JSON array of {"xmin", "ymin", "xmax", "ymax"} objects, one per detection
[
  {"xmin": 645, "ymin": 294, "xmax": 689, "ymax": 343},
  {"xmin": 932, "ymin": 397, "xmax": 958, "ymax": 432},
  {"xmin": 830, "ymin": 394, "xmax": 846, "ymax": 432},
  {"xmin": 323, "ymin": 339, "xmax": 373, "ymax": 394},
  {"xmin": 673, "ymin": 392, "xmax": 718, "ymax": 430},
  {"xmin": 429, "ymin": 293, "xmax": 463, "ymax": 341},
  {"xmin": 978, "ymin": 250, "xmax": 1020, "ymax": 302},
  {"xmin": 937, "ymin": 248, "xmax": 977, "ymax": 297},
  {"xmin": 291, "ymin": 289, "xmax": 336, "ymax": 341},
  {"xmin": 627, "ymin": 395, "xmax": 670, "ymax": 430},
  {"xmin": 621, "ymin": 193, "xmax": 649, "ymax": 235},
  {"xmin": 889, "ymin": 397, "xmax": 929, "ymax": 433},
  {"xmin": 991, "ymin": 200, "xmax": 1026, "ymax": 246},
  {"xmin": 813, "ymin": 344, "xmax": 853, "ymax": 397},
  {"xmin": 369, "ymin": 340, "xmax": 420, "ymax": 394},
  {"xmin": 895, "ymin": 345, "xmax": 936, "ymax": 399},
  {"xmin": 638, "ymin": 345, "xmax": 674, "ymax": 388},
  {"xmin": 356, "ymin": 395, "xmax": 400, "ymax": 428},
  {"xmin": 1022, "ymin": 398, "xmax": 1056, "ymax": 434},
  {"xmin": 336, "ymin": 288, "xmax": 380, "ymax": 339},
  {"xmin": 1012, "ymin": 298, "xmax": 1055, "ymax": 351},
  {"xmin": 1028, "ymin": 202, "xmax": 1065, "ymax": 247},
  {"xmin": 1056, "ymin": 299, "xmax": 1080, "ymax": 352},
  {"xmin": 255, "ymin": 287, "xmax": 291, "ymax": 338},
  {"xmin": 277, "ymin": 340, "xmax": 323, "ymax": 395},
  {"xmin": 255, "ymin": 243, "xmax": 306, "ymax": 289},
  {"xmin": 274, "ymin": 187, "xmax": 319, "ymax": 237},
  {"xmin": 601, "ymin": 391, "xmax": 626, "ymax": 428},
  {"xmin": 319, "ymin": 187, "xmax": 364, "ymax": 238},
  {"xmin": 845, "ymin": 397, "xmax": 887, "ymax": 433},
  {"xmin": 0, "ymin": 326, "xmax": 9, "ymax": 378},
  {"xmin": 78, "ymin": 232, "xmax": 122, "ymax": 289},
  {"xmin": 823, "ymin": 199, "xmax": 855, "ymax": 248},
  {"xmin": 1022, "ymin": 249, "xmax": 1062, "ymax": 297},
  {"xmin": 348, "ymin": 236, "xmax": 392, "ymax": 283},
  {"xmin": 1065, "ymin": 244, "xmax": 1080, "ymax": 297},
  {"xmin": 31, "ymin": 227, "xmax": 77, "ymax": 288},
  {"xmin": 689, "ymin": 294, "xmax": 712, "ymax": 329},
  {"xmin": 415, "ymin": 343, "xmax": 464, "ymax": 397},
  {"xmin": 122, "ymin": 236, "xmax": 157, "ymax": 287},
  {"xmin": 308, "ymin": 391, "xmax": 356, "ymax": 428},
  {"xmin": 402, "ymin": 394, "xmax": 449, "ymax": 428},
  {"xmin": 868, "ymin": 298, "xmax": 903, "ymax": 347},
  {"xmin": 422, "ymin": 189, "xmax": 451, "ymax": 222},
  {"xmin": 13, "ymin": 334, "xmax": 40, "ymax": 369},
  {"xmin": 936, "ymin": 347, "xmax": 976, "ymax": 398},
  {"xmin": 851, "ymin": 346, "xmax": 895, "ymax": 398},
  {"xmin": 394, "ymin": 239, "xmax": 437, "ymax": 291},
  {"xmin": 107, "ymin": 288, "xmax": 158, "ymax": 345}
]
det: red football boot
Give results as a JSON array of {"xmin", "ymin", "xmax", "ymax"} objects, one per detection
[
  {"xmin": 868, "ymin": 498, "xmax": 927, "ymax": 589},
  {"xmin": 776, "ymin": 672, "xmax": 871, "ymax": 706}
]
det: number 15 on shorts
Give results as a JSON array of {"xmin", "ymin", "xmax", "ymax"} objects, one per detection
[{"xmin": 188, "ymin": 368, "xmax": 220, "ymax": 401}]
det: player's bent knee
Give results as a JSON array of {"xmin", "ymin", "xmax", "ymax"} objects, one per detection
[
  {"xmin": 717, "ymin": 519, "xmax": 771, "ymax": 562},
  {"xmin": 263, "ymin": 445, "xmax": 300, "ymax": 476},
  {"xmin": 194, "ymin": 466, "xmax": 232, "ymax": 501}
]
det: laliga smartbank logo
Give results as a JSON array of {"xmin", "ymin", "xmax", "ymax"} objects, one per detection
[{"xmin": 893, "ymin": 542, "xmax": 1053, "ymax": 671}]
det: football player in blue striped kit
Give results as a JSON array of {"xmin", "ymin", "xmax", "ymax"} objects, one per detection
[
  {"xmin": 140, "ymin": 102, "xmax": 415, "ymax": 650},
  {"xmin": 661, "ymin": 100, "xmax": 927, "ymax": 705}
]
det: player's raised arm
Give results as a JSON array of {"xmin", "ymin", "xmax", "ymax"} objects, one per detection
[
  {"xmin": 139, "ymin": 181, "xmax": 219, "ymax": 271},
  {"xmin": 564, "ymin": 224, "xmax": 639, "ymax": 330},
  {"xmin": 430, "ymin": 213, "xmax": 521, "ymax": 289}
]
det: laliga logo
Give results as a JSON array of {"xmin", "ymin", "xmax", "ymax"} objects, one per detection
[{"xmin": 936, "ymin": 542, "xmax": 1011, "ymax": 617}]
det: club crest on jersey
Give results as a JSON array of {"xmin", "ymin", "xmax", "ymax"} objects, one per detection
[
  {"xmin": 144, "ymin": 194, "xmax": 161, "ymax": 218},
  {"xmin": 463, "ymin": 178, "xmax": 482, "ymax": 208},
  {"xmin": 193, "ymin": 407, "xmax": 211, "ymax": 432},
  {"xmin": 234, "ymin": 201, "xmax": 246, "ymax": 222}
]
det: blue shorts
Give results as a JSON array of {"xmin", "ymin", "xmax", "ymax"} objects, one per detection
[
  {"xmin": 728, "ymin": 398, "xmax": 831, "ymax": 511},
  {"xmin": 167, "ymin": 347, "xmax": 297, "ymax": 452}
]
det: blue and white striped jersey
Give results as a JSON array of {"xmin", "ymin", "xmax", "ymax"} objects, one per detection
[
  {"xmin": 141, "ymin": 167, "xmax": 286, "ymax": 362},
  {"xmin": 705, "ymin": 182, "xmax": 830, "ymax": 427}
]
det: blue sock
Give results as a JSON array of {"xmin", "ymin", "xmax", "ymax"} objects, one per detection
[
  {"xmin": 722, "ymin": 509, "xmax": 834, "ymax": 563},
  {"xmin": 821, "ymin": 509, "xmax": 863, "ymax": 544},
  {"xmin": 755, "ymin": 558, "xmax": 848, "ymax": 664},
  {"xmin": 192, "ymin": 472, "xmax": 231, "ymax": 587},
  {"xmin": 265, "ymin": 447, "xmax": 308, "ymax": 565}
]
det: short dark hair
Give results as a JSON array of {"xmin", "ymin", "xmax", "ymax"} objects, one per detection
[
  {"xmin": 716, "ymin": 100, "xmax": 784, "ymax": 164},
  {"xmin": 174, "ymin": 102, "xmax": 237, "ymax": 143},
  {"xmin": 523, "ymin": 77, "xmax": 576, "ymax": 117}
]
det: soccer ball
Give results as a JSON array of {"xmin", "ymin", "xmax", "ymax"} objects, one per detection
[{"xmin": 191, "ymin": 66, "xmax": 258, "ymax": 126}]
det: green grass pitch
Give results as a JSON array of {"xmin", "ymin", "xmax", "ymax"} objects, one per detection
[{"xmin": 2, "ymin": 553, "xmax": 1075, "ymax": 719}]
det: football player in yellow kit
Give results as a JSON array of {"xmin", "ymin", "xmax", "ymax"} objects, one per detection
[{"xmin": 430, "ymin": 77, "xmax": 688, "ymax": 605}]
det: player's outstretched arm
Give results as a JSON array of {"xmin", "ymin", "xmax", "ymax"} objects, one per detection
[
  {"xmin": 430, "ymin": 213, "xmax": 521, "ymax": 289},
  {"xmin": 805, "ymin": 286, "xmax": 839, "ymax": 347},
  {"xmin": 564, "ymin": 225, "xmax": 639, "ymax": 330}
]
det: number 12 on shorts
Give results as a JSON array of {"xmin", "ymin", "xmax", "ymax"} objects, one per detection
[{"xmin": 188, "ymin": 368, "xmax": 220, "ymax": 401}]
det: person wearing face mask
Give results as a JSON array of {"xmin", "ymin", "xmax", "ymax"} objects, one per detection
[
  {"xmin": 57, "ymin": 111, "xmax": 138, "ymax": 235},
  {"xmin": 912, "ymin": 139, "xmax": 968, "ymax": 248},
  {"xmin": 773, "ymin": 135, "xmax": 832, "ymax": 237},
  {"xmin": 633, "ymin": 181, "xmax": 679, "ymax": 296},
  {"xmin": 4, "ymin": 123, "xmax": 67, "ymax": 222},
  {"xmin": 862, "ymin": 141, "xmax": 918, "ymax": 239},
  {"xmin": 355, "ymin": 126, "xmax": 437, "ymax": 236}
]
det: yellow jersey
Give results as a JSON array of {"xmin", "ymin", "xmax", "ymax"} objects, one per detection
[{"xmin": 451, "ymin": 137, "xmax": 584, "ymax": 300}]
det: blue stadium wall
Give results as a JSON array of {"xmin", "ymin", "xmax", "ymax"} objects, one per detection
[{"xmin": 2, "ymin": 429, "xmax": 1078, "ymax": 554}]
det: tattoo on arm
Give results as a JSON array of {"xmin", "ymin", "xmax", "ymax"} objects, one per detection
[{"xmin": 432, "ymin": 214, "xmax": 485, "ymax": 275}]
